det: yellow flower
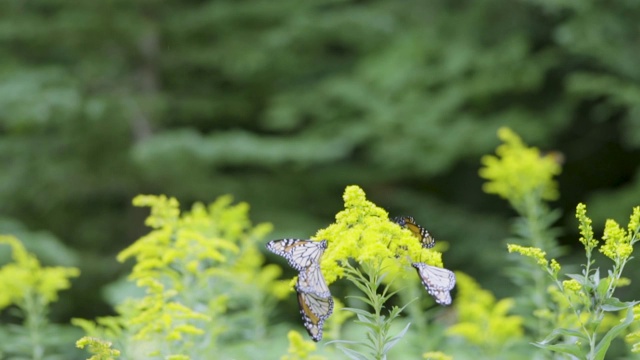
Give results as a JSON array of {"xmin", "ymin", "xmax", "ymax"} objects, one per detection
[
  {"xmin": 76, "ymin": 336, "xmax": 121, "ymax": 360},
  {"xmin": 576, "ymin": 203, "xmax": 598, "ymax": 251},
  {"xmin": 281, "ymin": 331, "xmax": 326, "ymax": 360},
  {"xmin": 629, "ymin": 206, "xmax": 640, "ymax": 235},
  {"xmin": 600, "ymin": 219, "xmax": 632, "ymax": 261},
  {"xmin": 550, "ymin": 259, "xmax": 561, "ymax": 275},
  {"xmin": 0, "ymin": 236, "xmax": 80, "ymax": 310},
  {"xmin": 479, "ymin": 127, "xmax": 561, "ymax": 203},
  {"xmin": 423, "ymin": 351, "xmax": 453, "ymax": 360},
  {"xmin": 507, "ymin": 244, "xmax": 548, "ymax": 267},
  {"xmin": 314, "ymin": 185, "xmax": 443, "ymax": 284},
  {"xmin": 446, "ymin": 272, "xmax": 523, "ymax": 350},
  {"xmin": 562, "ymin": 279, "xmax": 582, "ymax": 292}
]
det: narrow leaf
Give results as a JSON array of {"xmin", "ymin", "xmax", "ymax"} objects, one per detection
[
  {"xmin": 593, "ymin": 306, "xmax": 635, "ymax": 360},
  {"xmin": 382, "ymin": 322, "xmax": 411, "ymax": 353},
  {"xmin": 533, "ymin": 342, "xmax": 584, "ymax": 358},
  {"xmin": 600, "ymin": 298, "xmax": 632, "ymax": 312},
  {"xmin": 539, "ymin": 328, "xmax": 588, "ymax": 344},
  {"xmin": 336, "ymin": 345, "xmax": 371, "ymax": 360}
]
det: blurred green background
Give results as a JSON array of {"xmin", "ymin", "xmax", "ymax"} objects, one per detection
[{"xmin": 1, "ymin": 0, "xmax": 640, "ymax": 325}]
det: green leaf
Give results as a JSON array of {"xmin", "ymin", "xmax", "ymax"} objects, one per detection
[
  {"xmin": 533, "ymin": 342, "xmax": 584, "ymax": 358},
  {"xmin": 344, "ymin": 307, "xmax": 376, "ymax": 319},
  {"xmin": 336, "ymin": 345, "xmax": 371, "ymax": 360},
  {"xmin": 382, "ymin": 322, "xmax": 411, "ymax": 354},
  {"xmin": 593, "ymin": 306, "xmax": 636, "ymax": 360},
  {"xmin": 538, "ymin": 327, "xmax": 589, "ymax": 344},
  {"xmin": 600, "ymin": 297, "xmax": 634, "ymax": 312}
]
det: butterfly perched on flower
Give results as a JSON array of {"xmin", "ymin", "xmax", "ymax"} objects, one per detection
[
  {"xmin": 267, "ymin": 238, "xmax": 333, "ymax": 341},
  {"xmin": 412, "ymin": 262, "xmax": 456, "ymax": 305},
  {"xmin": 393, "ymin": 216, "xmax": 436, "ymax": 249},
  {"xmin": 266, "ymin": 238, "xmax": 328, "ymax": 272},
  {"xmin": 296, "ymin": 288, "xmax": 334, "ymax": 342}
]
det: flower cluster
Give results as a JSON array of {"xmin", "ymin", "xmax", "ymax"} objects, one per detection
[
  {"xmin": 479, "ymin": 127, "xmax": 561, "ymax": 204},
  {"xmin": 507, "ymin": 244, "xmax": 557, "ymax": 272},
  {"xmin": 0, "ymin": 235, "xmax": 80, "ymax": 310},
  {"xmin": 281, "ymin": 331, "xmax": 326, "ymax": 360},
  {"xmin": 76, "ymin": 194, "xmax": 289, "ymax": 359},
  {"xmin": 446, "ymin": 272, "xmax": 524, "ymax": 352},
  {"xmin": 600, "ymin": 219, "xmax": 633, "ymax": 261},
  {"xmin": 576, "ymin": 203, "xmax": 597, "ymax": 251},
  {"xmin": 76, "ymin": 337, "xmax": 121, "ymax": 360},
  {"xmin": 315, "ymin": 185, "xmax": 442, "ymax": 285}
]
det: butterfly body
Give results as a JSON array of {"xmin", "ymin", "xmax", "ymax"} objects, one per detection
[
  {"xmin": 393, "ymin": 216, "xmax": 435, "ymax": 249},
  {"xmin": 296, "ymin": 264, "xmax": 331, "ymax": 298},
  {"xmin": 412, "ymin": 262, "xmax": 456, "ymax": 305}
]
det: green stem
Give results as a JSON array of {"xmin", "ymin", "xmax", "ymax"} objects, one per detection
[
  {"xmin": 343, "ymin": 261, "xmax": 403, "ymax": 360},
  {"xmin": 522, "ymin": 194, "xmax": 551, "ymax": 338},
  {"xmin": 23, "ymin": 291, "xmax": 46, "ymax": 360}
]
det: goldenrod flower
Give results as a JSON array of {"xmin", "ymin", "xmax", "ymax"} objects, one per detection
[
  {"xmin": 550, "ymin": 259, "xmax": 561, "ymax": 275},
  {"xmin": 576, "ymin": 203, "xmax": 598, "ymax": 251},
  {"xmin": 315, "ymin": 185, "xmax": 443, "ymax": 284},
  {"xmin": 281, "ymin": 330, "xmax": 326, "ymax": 360},
  {"xmin": 446, "ymin": 272, "xmax": 523, "ymax": 350},
  {"xmin": 600, "ymin": 219, "xmax": 633, "ymax": 261},
  {"xmin": 562, "ymin": 279, "xmax": 582, "ymax": 292},
  {"xmin": 0, "ymin": 235, "xmax": 80, "ymax": 310},
  {"xmin": 479, "ymin": 127, "xmax": 561, "ymax": 203},
  {"xmin": 629, "ymin": 206, "xmax": 640, "ymax": 234},
  {"xmin": 507, "ymin": 244, "xmax": 548, "ymax": 267},
  {"xmin": 76, "ymin": 336, "xmax": 121, "ymax": 360}
]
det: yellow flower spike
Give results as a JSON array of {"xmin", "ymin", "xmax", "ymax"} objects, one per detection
[
  {"xmin": 562, "ymin": 279, "xmax": 582, "ymax": 292},
  {"xmin": 629, "ymin": 206, "xmax": 640, "ymax": 234},
  {"xmin": 600, "ymin": 219, "xmax": 632, "ymax": 261},
  {"xmin": 576, "ymin": 203, "xmax": 598, "ymax": 251},
  {"xmin": 479, "ymin": 127, "xmax": 561, "ymax": 203},
  {"xmin": 550, "ymin": 259, "xmax": 561, "ymax": 275},
  {"xmin": 507, "ymin": 244, "xmax": 548, "ymax": 267}
]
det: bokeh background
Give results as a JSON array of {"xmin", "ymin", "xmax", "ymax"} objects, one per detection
[{"xmin": 1, "ymin": 0, "xmax": 640, "ymax": 328}]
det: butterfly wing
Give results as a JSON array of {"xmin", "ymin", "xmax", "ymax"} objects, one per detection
[
  {"xmin": 266, "ymin": 239, "xmax": 327, "ymax": 271},
  {"xmin": 393, "ymin": 216, "xmax": 435, "ymax": 249},
  {"xmin": 297, "ymin": 291, "xmax": 334, "ymax": 342},
  {"xmin": 412, "ymin": 262, "xmax": 456, "ymax": 305},
  {"xmin": 296, "ymin": 264, "xmax": 331, "ymax": 298}
]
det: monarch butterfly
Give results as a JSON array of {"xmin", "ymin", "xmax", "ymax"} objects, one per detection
[
  {"xmin": 266, "ymin": 238, "xmax": 328, "ymax": 272},
  {"xmin": 412, "ymin": 262, "xmax": 456, "ymax": 306},
  {"xmin": 296, "ymin": 289, "xmax": 334, "ymax": 342},
  {"xmin": 393, "ymin": 216, "xmax": 436, "ymax": 249},
  {"xmin": 297, "ymin": 264, "xmax": 331, "ymax": 298}
]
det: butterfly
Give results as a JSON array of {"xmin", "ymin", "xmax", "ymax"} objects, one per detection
[
  {"xmin": 412, "ymin": 262, "xmax": 456, "ymax": 306},
  {"xmin": 296, "ymin": 286, "xmax": 334, "ymax": 342},
  {"xmin": 297, "ymin": 264, "xmax": 331, "ymax": 298},
  {"xmin": 393, "ymin": 216, "xmax": 436, "ymax": 249},
  {"xmin": 266, "ymin": 238, "xmax": 328, "ymax": 272}
]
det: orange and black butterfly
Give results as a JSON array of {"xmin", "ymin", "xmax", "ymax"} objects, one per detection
[
  {"xmin": 393, "ymin": 216, "xmax": 435, "ymax": 249},
  {"xmin": 267, "ymin": 239, "xmax": 333, "ymax": 341},
  {"xmin": 266, "ymin": 238, "xmax": 328, "ymax": 272},
  {"xmin": 295, "ymin": 265, "xmax": 334, "ymax": 341}
]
